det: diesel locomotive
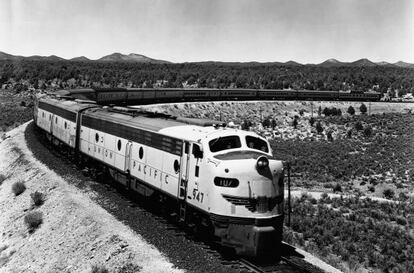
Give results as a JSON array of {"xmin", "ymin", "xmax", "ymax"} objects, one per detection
[{"xmin": 33, "ymin": 93, "xmax": 285, "ymax": 257}]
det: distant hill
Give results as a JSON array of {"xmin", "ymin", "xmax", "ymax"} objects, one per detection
[
  {"xmin": 70, "ymin": 56, "xmax": 91, "ymax": 61},
  {"xmin": 319, "ymin": 58, "xmax": 347, "ymax": 67},
  {"xmin": 0, "ymin": 51, "xmax": 23, "ymax": 61},
  {"xmin": 0, "ymin": 51, "xmax": 413, "ymax": 68},
  {"xmin": 284, "ymin": 60, "xmax": 302, "ymax": 66},
  {"xmin": 351, "ymin": 58, "xmax": 377, "ymax": 67},
  {"xmin": 394, "ymin": 61, "xmax": 414, "ymax": 69},
  {"xmin": 0, "ymin": 51, "xmax": 170, "ymax": 63},
  {"xmin": 97, "ymin": 53, "xmax": 169, "ymax": 63}
]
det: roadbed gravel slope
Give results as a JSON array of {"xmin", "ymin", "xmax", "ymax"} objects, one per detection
[{"xmin": 0, "ymin": 122, "xmax": 183, "ymax": 273}]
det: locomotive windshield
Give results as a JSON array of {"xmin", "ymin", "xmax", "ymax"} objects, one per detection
[
  {"xmin": 246, "ymin": 136, "xmax": 269, "ymax": 153},
  {"xmin": 209, "ymin": 136, "xmax": 241, "ymax": 152}
]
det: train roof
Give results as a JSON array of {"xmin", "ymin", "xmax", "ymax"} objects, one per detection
[
  {"xmin": 82, "ymin": 107, "xmax": 226, "ymax": 142},
  {"xmin": 39, "ymin": 96, "xmax": 97, "ymax": 112}
]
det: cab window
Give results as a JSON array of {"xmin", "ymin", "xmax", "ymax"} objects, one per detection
[
  {"xmin": 209, "ymin": 136, "xmax": 241, "ymax": 152},
  {"xmin": 246, "ymin": 136, "xmax": 269, "ymax": 153}
]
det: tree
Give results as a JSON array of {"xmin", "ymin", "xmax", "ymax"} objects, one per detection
[
  {"xmin": 271, "ymin": 119, "xmax": 277, "ymax": 129},
  {"xmin": 241, "ymin": 119, "xmax": 252, "ymax": 130},
  {"xmin": 347, "ymin": 106, "xmax": 355, "ymax": 115},
  {"xmin": 360, "ymin": 103, "xmax": 367, "ymax": 114},
  {"xmin": 323, "ymin": 107, "xmax": 331, "ymax": 116},
  {"xmin": 383, "ymin": 189, "xmax": 395, "ymax": 199},
  {"xmin": 327, "ymin": 131, "xmax": 334, "ymax": 141},
  {"xmin": 364, "ymin": 126, "xmax": 373, "ymax": 137},
  {"xmin": 293, "ymin": 117, "xmax": 298, "ymax": 129},
  {"xmin": 316, "ymin": 121, "xmax": 323, "ymax": 134},
  {"xmin": 309, "ymin": 117, "xmax": 315, "ymax": 127},
  {"xmin": 262, "ymin": 118, "xmax": 271, "ymax": 128},
  {"xmin": 355, "ymin": 121, "xmax": 363, "ymax": 131}
]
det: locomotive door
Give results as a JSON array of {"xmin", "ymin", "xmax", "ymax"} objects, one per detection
[
  {"xmin": 178, "ymin": 141, "xmax": 190, "ymax": 200},
  {"xmin": 125, "ymin": 141, "xmax": 133, "ymax": 173}
]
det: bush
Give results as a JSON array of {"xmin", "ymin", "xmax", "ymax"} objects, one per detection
[
  {"xmin": 30, "ymin": 191, "xmax": 44, "ymax": 206},
  {"xmin": 347, "ymin": 106, "xmax": 355, "ymax": 115},
  {"xmin": 309, "ymin": 117, "xmax": 315, "ymax": 127},
  {"xmin": 90, "ymin": 265, "xmax": 109, "ymax": 273},
  {"xmin": 316, "ymin": 121, "xmax": 323, "ymax": 134},
  {"xmin": 327, "ymin": 131, "xmax": 334, "ymax": 141},
  {"xmin": 383, "ymin": 188, "xmax": 395, "ymax": 199},
  {"xmin": 395, "ymin": 216, "xmax": 407, "ymax": 225},
  {"xmin": 0, "ymin": 174, "xmax": 6, "ymax": 185},
  {"xmin": 364, "ymin": 126, "xmax": 373, "ymax": 137},
  {"xmin": 346, "ymin": 129, "xmax": 352, "ymax": 138},
  {"xmin": 12, "ymin": 181, "xmax": 26, "ymax": 196},
  {"xmin": 333, "ymin": 183, "xmax": 342, "ymax": 193},
  {"xmin": 355, "ymin": 121, "xmax": 363, "ymax": 131},
  {"xmin": 293, "ymin": 117, "xmax": 298, "ymax": 129},
  {"xmin": 299, "ymin": 109, "xmax": 305, "ymax": 116},
  {"xmin": 360, "ymin": 103, "xmax": 367, "ymax": 114},
  {"xmin": 24, "ymin": 211, "xmax": 43, "ymax": 231}
]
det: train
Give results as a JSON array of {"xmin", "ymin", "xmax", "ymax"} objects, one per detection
[
  {"xmin": 33, "ymin": 93, "xmax": 286, "ymax": 257},
  {"xmin": 55, "ymin": 88, "xmax": 382, "ymax": 105}
]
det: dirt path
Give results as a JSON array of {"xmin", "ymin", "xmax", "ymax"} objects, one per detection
[{"xmin": 0, "ymin": 122, "xmax": 183, "ymax": 273}]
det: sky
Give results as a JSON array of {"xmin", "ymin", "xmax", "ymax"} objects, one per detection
[{"xmin": 1, "ymin": 0, "xmax": 413, "ymax": 63}]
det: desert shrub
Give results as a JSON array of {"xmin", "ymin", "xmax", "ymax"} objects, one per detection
[
  {"xmin": 333, "ymin": 183, "xmax": 342, "ymax": 193},
  {"xmin": 292, "ymin": 117, "xmax": 298, "ymax": 129},
  {"xmin": 315, "ymin": 121, "xmax": 323, "ymax": 134},
  {"xmin": 20, "ymin": 101, "xmax": 26, "ymax": 107},
  {"xmin": 347, "ymin": 106, "xmax": 355, "ymax": 115},
  {"xmin": 360, "ymin": 103, "xmax": 367, "ymax": 114},
  {"xmin": 0, "ymin": 174, "xmax": 6, "ymax": 184},
  {"xmin": 364, "ymin": 126, "xmax": 373, "ymax": 137},
  {"xmin": 327, "ymin": 131, "xmax": 334, "ymax": 141},
  {"xmin": 262, "ymin": 118, "xmax": 271, "ymax": 128},
  {"xmin": 368, "ymin": 185, "xmax": 375, "ymax": 192},
  {"xmin": 24, "ymin": 211, "xmax": 43, "ymax": 231},
  {"xmin": 241, "ymin": 119, "xmax": 252, "ymax": 130},
  {"xmin": 299, "ymin": 109, "xmax": 305, "ymax": 116},
  {"xmin": 12, "ymin": 181, "xmax": 26, "ymax": 196},
  {"xmin": 395, "ymin": 216, "xmax": 407, "ymax": 226},
  {"xmin": 318, "ymin": 106, "xmax": 322, "ymax": 116},
  {"xmin": 346, "ymin": 129, "xmax": 352, "ymax": 138},
  {"xmin": 383, "ymin": 188, "xmax": 395, "ymax": 199},
  {"xmin": 30, "ymin": 191, "xmax": 44, "ymax": 206},
  {"xmin": 90, "ymin": 265, "xmax": 109, "ymax": 273},
  {"xmin": 309, "ymin": 117, "xmax": 315, "ymax": 126},
  {"xmin": 117, "ymin": 263, "xmax": 143, "ymax": 273},
  {"xmin": 354, "ymin": 121, "xmax": 363, "ymax": 131}
]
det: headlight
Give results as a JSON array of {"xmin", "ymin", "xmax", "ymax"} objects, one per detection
[{"xmin": 256, "ymin": 156, "xmax": 269, "ymax": 169}]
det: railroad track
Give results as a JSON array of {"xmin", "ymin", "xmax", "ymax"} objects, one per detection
[{"xmin": 237, "ymin": 256, "xmax": 324, "ymax": 273}]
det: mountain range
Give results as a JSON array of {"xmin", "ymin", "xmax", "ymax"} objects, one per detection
[{"xmin": 0, "ymin": 51, "xmax": 413, "ymax": 68}]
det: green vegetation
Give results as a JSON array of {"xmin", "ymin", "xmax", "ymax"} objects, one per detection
[
  {"xmin": 90, "ymin": 265, "xmax": 109, "ymax": 273},
  {"xmin": 284, "ymin": 195, "xmax": 414, "ymax": 273},
  {"xmin": 30, "ymin": 191, "xmax": 44, "ymax": 206},
  {"xmin": 0, "ymin": 174, "xmax": 6, "ymax": 184},
  {"xmin": 272, "ymin": 113, "xmax": 414, "ymax": 186},
  {"xmin": 1, "ymin": 60, "xmax": 414, "ymax": 95},
  {"xmin": 12, "ymin": 181, "xmax": 26, "ymax": 196},
  {"xmin": 24, "ymin": 211, "xmax": 43, "ymax": 231},
  {"xmin": 347, "ymin": 105, "xmax": 355, "ymax": 115}
]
